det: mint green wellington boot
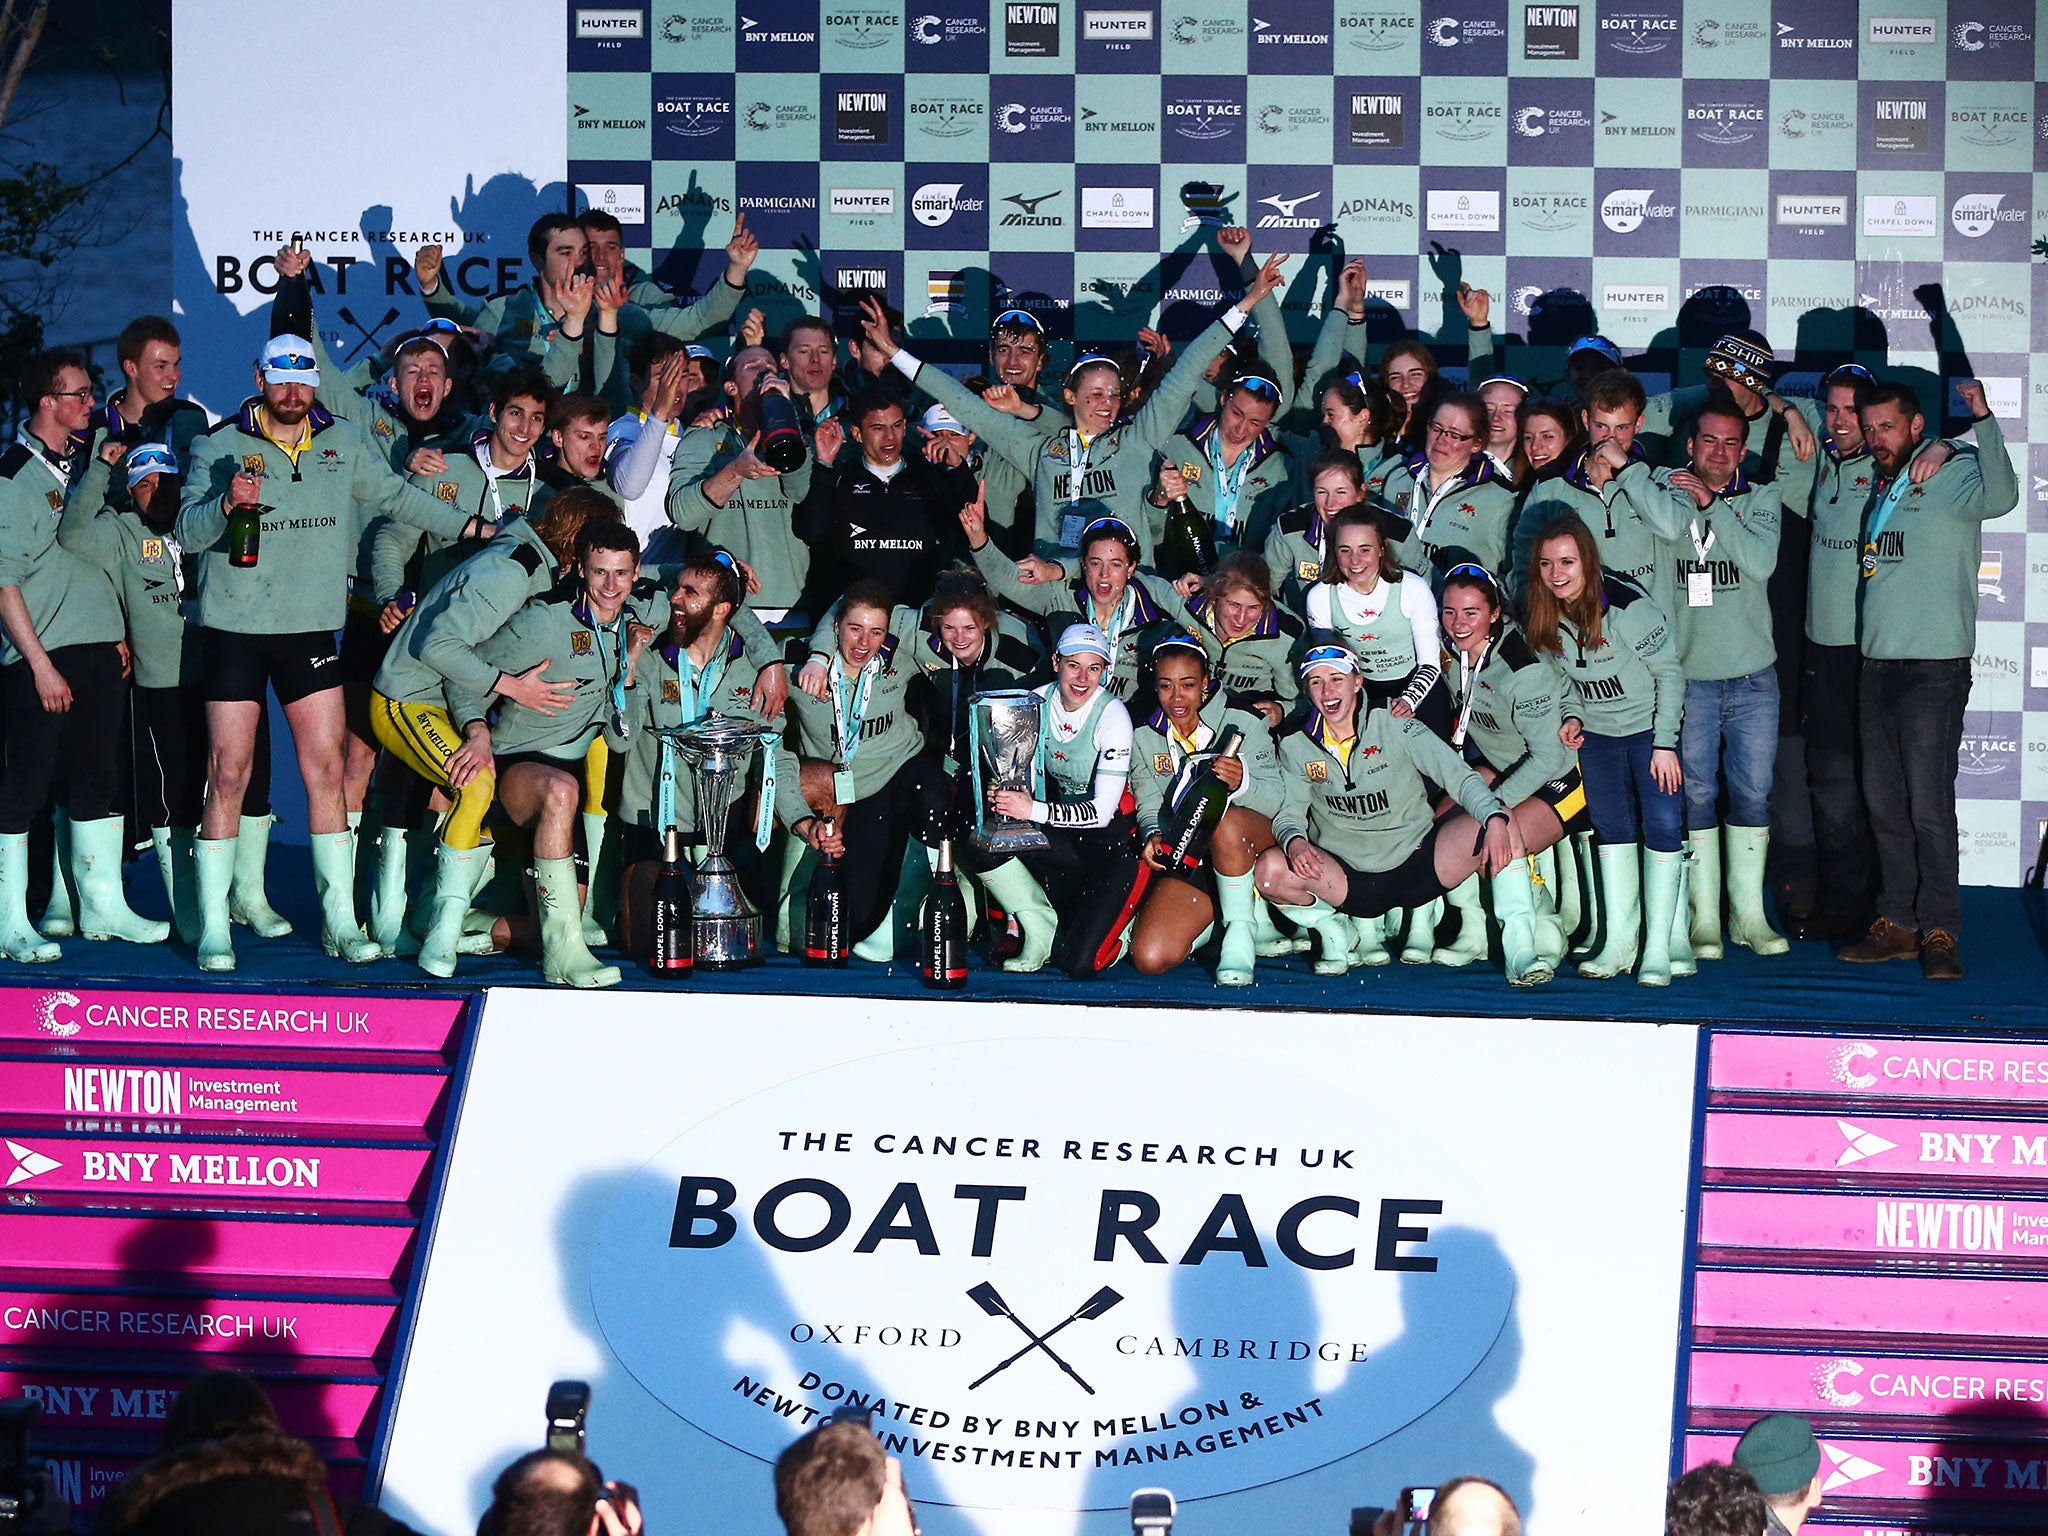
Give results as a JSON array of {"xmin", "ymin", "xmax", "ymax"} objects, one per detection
[
  {"xmin": 535, "ymin": 855, "xmax": 620, "ymax": 987},
  {"xmin": 0, "ymin": 831, "xmax": 60, "ymax": 963},
  {"xmin": 1577, "ymin": 842, "xmax": 1642, "ymax": 979},
  {"xmin": 193, "ymin": 835, "xmax": 237, "ymax": 972},
  {"xmin": 310, "ymin": 831, "xmax": 382, "ymax": 963},
  {"xmin": 69, "ymin": 816, "xmax": 169, "ymax": 944}
]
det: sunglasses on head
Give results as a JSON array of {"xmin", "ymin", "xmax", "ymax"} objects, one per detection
[
  {"xmin": 265, "ymin": 354, "xmax": 315, "ymax": 371},
  {"xmin": 991, "ymin": 309, "xmax": 1046, "ymax": 334},
  {"xmin": 1232, "ymin": 375, "xmax": 1281, "ymax": 401},
  {"xmin": 1066, "ymin": 351, "xmax": 1118, "ymax": 384},
  {"xmin": 418, "ymin": 318, "xmax": 463, "ymax": 334},
  {"xmin": 1080, "ymin": 516, "xmax": 1137, "ymax": 544}
]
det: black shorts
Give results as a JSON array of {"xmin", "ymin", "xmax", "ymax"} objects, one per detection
[
  {"xmin": 1331, "ymin": 837, "xmax": 1444, "ymax": 918},
  {"xmin": 1529, "ymin": 765, "xmax": 1593, "ymax": 837},
  {"xmin": 203, "ymin": 627, "xmax": 342, "ymax": 706},
  {"xmin": 1153, "ymin": 854, "xmax": 1217, "ymax": 902}
]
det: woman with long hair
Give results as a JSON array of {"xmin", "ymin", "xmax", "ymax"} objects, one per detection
[
  {"xmin": 1523, "ymin": 515, "xmax": 1690, "ymax": 986},
  {"xmin": 1127, "ymin": 635, "xmax": 1284, "ymax": 986},
  {"xmin": 1264, "ymin": 450, "xmax": 1368, "ymax": 619},
  {"xmin": 1183, "ymin": 552, "xmax": 1301, "ymax": 727}
]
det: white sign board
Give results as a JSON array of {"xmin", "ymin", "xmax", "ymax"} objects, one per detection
[{"xmin": 379, "ymin": 994, "xmax": 1698, "ymax": 1536}]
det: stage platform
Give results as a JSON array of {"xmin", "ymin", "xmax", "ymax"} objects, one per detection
[{"xmin": 33, "ymin": 845, "xmax": 2048, "ymax": 1033}]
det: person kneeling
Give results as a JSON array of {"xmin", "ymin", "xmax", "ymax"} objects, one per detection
[
  {"xmin": 1254, "ymin": 646, "xmax": 1526, "ymax": 980},
  {"xmin": 1127, "ymin": 635, "xmax": 1284, "ymax": 987}
]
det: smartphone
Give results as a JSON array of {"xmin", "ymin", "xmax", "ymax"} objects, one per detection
[
  {"xmin": 1399, "ymin": 1486, "xmax": 1437, "ymax": 1530},
  {"xmin": 545, "ymin": 1380, "xmax": 591, "ymax": 1455},
  {"xmin": 1130, "ymin": 1488, "xmax": 1175, "ymax": 1536}
]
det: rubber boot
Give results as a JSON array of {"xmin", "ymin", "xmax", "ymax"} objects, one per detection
[
  {"xmin": 858, "ymin": 841, "xmax": 932, "ymax": 961},
  {"xmin": 1491, "ymin": 857, "xmax": 1552, "ymax": 987},
  {"xmin": 535, "ymin": 855, "xmax": 620, "ymax": 988},
  {"xmin": 70, "ymin": 816, "xmax": 170, "ymax": 945},
  {"xmin": 455, "ymin": 842, "xmax": 500, "ymax": 955},
  {"xmin": 772, "ymin": 832, "xmax": 812, "ymax": 953},
  {"xmin": 579, "ymin": 811, "xmax": 611, "ymax": 947},
  {"xmin": 1669, "ymin": 848, "xmax": 1697, "ymax": 979},
  {"xmin": 0, "ymin": 831, "xmax": 60, "ymax": 963},
  {"xmin": 229, "ymin": 814, "xmax": 294, "ymax": 937},
  {"xmin": 1547, "ymin": 842, "xmax": 1580, "ymax": 945},
  {"xmin": 1638, "ymin": 846, "xmax": 1683, "ymax": 987},
  {"xmin": 391, "ymin": 830, "xmax": 434, "ymax": 958},
  {"xmin": 311, "ymin": 831, "xmax": 382, "ymax": 963},
  {"xmin": 1724, "ymin": 824, "xmax": 1790, "ymax": 956},
  {"xmin": 1252, "ymin": 894, "xmax": 1307, "ymax": 956},
  {"xmin": 1530, "ymin": 850, "xmax": 1567, "ymax": 966},
  {"xmin": 1399, "ymin": 898, "xmax": 1441, "ymax": 964},
  {"xmin": 1686, "ymin": 827, "xmax": 1724, "ymax": 960},
  {"xmin": 1278, "ymin": 897, "xmax": 1355, "ymax": 976},
  {"xmin": 194, "ymin": 835, "xmax": 237, "ymax": 973},
  {"xmin": 367, "ymin": 822, "xmax": 413, "ymax": 956},
  {"xmin": 38, "ymin": 811, "xmax": 75, "ymax": 937},
  {"xmin": 151, "ymin": 826, "xmax": 202, "ymax": 946},
  {"xmin": 1577, "ymin": 842, "xmax": 1642, "ymax": 979},
  {"xmin": 1433, "ymin": 876, "xmax": 1490, "ymax": 966},
  {"xmin": 418, "ymin": 841, "xmax": 489, "ymax": 980},
  {"xmin": 978, "ymin": 859, "xmax": 1057, "ymax": 973},
  {"xmin": 1350, "ymin": 913, "xmax": 1391, "ymax": 966},
  {"xmin": 1566, "ymin": 832, "xmax": 1603, "ymax": 961},
  {"xmin": 854, "ymin": 911, "xmax": 895, "ymax": 963},
  {"xmin": 1213, "ymin": 870, "xmax": 1258, "ymax": 987}
]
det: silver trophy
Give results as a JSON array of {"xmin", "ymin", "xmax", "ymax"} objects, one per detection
[
  {"xmin": 666, "ymin": 717, "xmax": 776, "ymax": 970},
  {"xmin": 969, "ymin": 690, "xmax": 1050, "ymax": 855}
]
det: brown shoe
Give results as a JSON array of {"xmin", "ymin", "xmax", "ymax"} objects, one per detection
[
  {"xmin": 1838, "ymin": 916, "xmax": 1919, "ymax": 962},
  {"xmin": 1920, "ymin": 930, "xmax": 1962, "ymax": 981}
]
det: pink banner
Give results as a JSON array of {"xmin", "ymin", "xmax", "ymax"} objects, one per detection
[
  {"xmin": 0, "ymin": 1288, "xmax": 397, "ymax": 1357},
  {"xmin": 0, "ymin": 986, "xmax": 465, "ymax": 1052},
  {"xmin": 0, "ymin": 1061, "xmax": 448, "ymax": 1127},
  {"xmin": 1704, "ymin": 1111, "xmax": 2048, "ymax": 1182},
  {"xmin": 0, "ymin": 1369, "xmax": 381, "ymax": 1438},
  {"xmin": 0, "ymin": 1137, "xmax": 429, "ymax": 1204},
  {"xmin": 1711, "ymin": 1034, "xmax": 2048, "ymax": 1106},
  {"xmin": 1685, "ymin": 1433, "xmax": 2048, "ymax": 1505},
  {"xmin": 1691, "ymin": 1350, "xmax": 2048, "ymax": 1420},
  {"xmin": 1695, "ymin": 1269, "xmax": 2048, "ymax": 1342},
  {"xmin": 0, "ymin": 1214, "xmax": 413, "ymax": 1282},
  {"xmin": 1698, "ymin": 1190, "xmax": 2048, "ymax": 1259}
]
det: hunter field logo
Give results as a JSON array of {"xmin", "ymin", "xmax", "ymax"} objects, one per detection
[{"xmin": 590, "ymin": 1040, "xmax": 1513, "ymax": 1510}]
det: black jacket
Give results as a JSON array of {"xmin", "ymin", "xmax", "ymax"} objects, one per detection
[{"xmin": 796, "ymin": 454, "xmax": 975, "ymax": 613}]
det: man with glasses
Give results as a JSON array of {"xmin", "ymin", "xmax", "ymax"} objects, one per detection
[{"xmin": 176, "ymin": 335, "xmax": 488, "ymax": 973}]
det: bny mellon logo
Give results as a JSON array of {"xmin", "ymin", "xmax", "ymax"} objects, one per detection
[
  {"xmin": 1833, "ymin": 1119, "xmax": 1898, "ymax": 1167},
  {"xmin": 1819, "ymin": 1442, "xmax": 1884, "ymax": 1493},
  {"xmin": 6, "ymin": 1139, "xmax": 59, "ymax": 1187}
]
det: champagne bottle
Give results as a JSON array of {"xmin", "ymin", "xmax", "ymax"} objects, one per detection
[
  {"xmin": 920, "ymin": 838, "xmax": 968, "ymax": 990},
  {"xmin": 647, "ymin": 826, "xmax": 694, "ymax": 977},
  {"xmin": 227, "ymin": 498, "xmax": 263, "ymax": 569},
  {"xmin": 1159, "ymin": 725, "xmax": 1245, "ymax": 872},
  {"xmin": 804, "ymin": 820, "xmax": 848, "ymax": 967},
  {"xmin": 1163, "ymin": 495, "xmax": 1216, "ymax": 580}
]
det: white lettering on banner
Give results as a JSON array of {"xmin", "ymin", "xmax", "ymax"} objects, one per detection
[{"xmin": 589, "ymin": 1037, "xmax": 1513, "ymax": 1508}]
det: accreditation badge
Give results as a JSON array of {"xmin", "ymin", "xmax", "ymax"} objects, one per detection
[{"xmin": 1860, "ymin": 545, "xmax": 1878, "ymax": 578}]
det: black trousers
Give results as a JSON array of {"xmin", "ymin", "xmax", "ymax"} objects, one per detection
[
  {"xmin": 135, "ymin": 684, "xmax": 273, "ymax": 829},
  {"xmin": 829, "ymin": 756, "xmax": 954, "ymax": 941},
  {"xmin": 1019, "ymin": 811, "xmax": 1144, "ymax": 980},
  {"xmin": 1798, "ymin": 643, "xmax": 1873, "ymax": 914},
  {"xmin": 1859, "ymin": 657, "xmax": 1970, "ymax": 936},
  {"xmin": 1, "ymin": 644, "xmax": 124, "ymax": 834}
]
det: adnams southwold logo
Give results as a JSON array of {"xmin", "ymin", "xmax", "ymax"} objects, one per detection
[{"xmin": 591, "ymin": 1040, "xmax": 1511, "ymax": 1512}]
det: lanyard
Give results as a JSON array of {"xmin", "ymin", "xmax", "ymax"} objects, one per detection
[
  {"xmin": 1688, "ymin": 520, "xmax": 1717, "ymax": 566},
  {"xmin": 1208, "ymin": 433, "xmax": 1251, "ymax": 534},
  {"xmin": 1095, "ymin": 585, "xmax": 1137, "ymax": 653},
  {"xmin": 656, "ymin": 728, "xmax": 781, "ymax": 853},
  {"xmin": 1036, "ymin": 686, "xmax": 1112, "ymax": 793},
  {"xmin": 1411, "ymin": 465, "xmax": 1465, "ymax": 539},
  {"xmin": 662, "ymin": 641, "xmax": 729, "ymax": 727},
  {"xmin": 574, "ymin": 598, "xmax": 632, "ymax": 738},
  {"xmin": 1861, "ymin": 470, "xmax": 1913, "ymax": 578},
  {"xmin": 830, "ymin": 654, "xmax": 880, "ymax": 766},
  {"xmin": 476, "ymin": 443, "xmax": 529, "ymax": 524},
  {"xmin": 1451, "ymin": 639, "xmax": 1494, "ymax": 748},
  {"xmin": 1066, "ymin": 431, "xmax": 1092, "ymax": 506},
  {"xmin": 18, "ymin": 432, "xmax": 68, "ymax": 499}
]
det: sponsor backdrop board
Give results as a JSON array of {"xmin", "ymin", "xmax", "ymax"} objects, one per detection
[
  {"xmin": 377, "ymin": 991, "xmax": 1698, "ymax": 1536},
  {"xmin": 1679, "ymin": 1028, "xmax": 2048, "ymax": 1530},
  {"xmin": 0, "ymin": 984, "xmax": 476, "ymax": 1513},
  {"xmin": 560, "ymin": 0, "xmax": 2046, "ymax": 884}
]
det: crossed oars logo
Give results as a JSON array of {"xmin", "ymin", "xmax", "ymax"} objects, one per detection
[{"xmin": 965, "ymin": 1282, "xmax": 1123, "ymax": 1394}]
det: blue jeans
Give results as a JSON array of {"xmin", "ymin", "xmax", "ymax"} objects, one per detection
[
  {"xmin": 1578, "ymin": 728, "xmax": 1684, "ymax": 852},
  {"xmin": 1681, "ymin": 669, "xmax": 1780, "ymax": 831}
]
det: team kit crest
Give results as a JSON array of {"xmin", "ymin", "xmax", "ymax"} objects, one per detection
[
  {"xmin": 571, "ymin": 631, "xmax": 593, "ymax": 655},
  {"xmin": 663, "ymin": 679, "xmax": 682, "ymax": 703},
  {"xmin": 434, "ymin": 481, "xmax": 460, "ymax": 502},
  {"xmin": 241, "ymin": 454, "xmax": 264, "ymax": 474},
  {"xmin": 1306, "ymin": 760, "xmax": 1328, "ymax": 781}
]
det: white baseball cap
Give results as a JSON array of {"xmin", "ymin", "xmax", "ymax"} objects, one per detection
[
  {"xmin": 259, "ymin": 334, "xmax": 320, "ymax": 386},
  {"xmin": 921, "ymin": 404, "xmax": 966, "ymax": 436},
  {"xmin": 1055, "ymin": 622, "xmax": 1112, "ymax": 663}
]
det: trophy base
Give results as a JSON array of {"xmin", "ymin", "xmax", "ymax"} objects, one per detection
[
  {"xmin": 973, "ymin": 825, "xmax": 1051, "ymax": 857},
  {"xmin": 692, "ymin": 913, "xmax": 762, "ymax": 970}
]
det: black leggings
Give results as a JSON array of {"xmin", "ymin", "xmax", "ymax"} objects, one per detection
[
  {"xmin": 826, "ymin": 756, "xmax": 954, "ymax": 940},
  {"xmin": 1, "ymin": 644, "xmax": 124, "ymax": 834},
  {"xmin": 1018, "ymin": 812, "xmax": 1145, "ymax": 980},
  {"xmin": 134, "ymin": 684, "xmax": 272, "ymax": 829}
]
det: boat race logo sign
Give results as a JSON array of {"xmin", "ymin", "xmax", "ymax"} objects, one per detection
[{"xmin": 591, "ymin": 1038, "xmax": 1513, "ymax": 1510}]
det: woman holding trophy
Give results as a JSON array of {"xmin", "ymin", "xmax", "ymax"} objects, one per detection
[{"xmin": 974, "ymin": 622, "xmax": 1143, "ymax": 980}]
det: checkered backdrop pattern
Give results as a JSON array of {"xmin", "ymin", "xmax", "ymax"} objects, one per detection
[{"xmin": 567, "ymin": 0, "xmax": 2046, "ymax": 885}]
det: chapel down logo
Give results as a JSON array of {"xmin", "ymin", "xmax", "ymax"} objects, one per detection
[{"xmin": 590, "ymin": 1038, "xmax": 1512, "ymax": 1511}]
